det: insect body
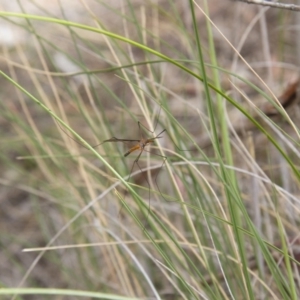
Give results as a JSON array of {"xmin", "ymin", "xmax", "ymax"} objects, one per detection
[
  {"xmin": 102, "ymin": 130, "xmax": 166, "ymax": 158},
  {"xmin": 57, "ymin": 118, "xmax": 167, "ymax": 228}
]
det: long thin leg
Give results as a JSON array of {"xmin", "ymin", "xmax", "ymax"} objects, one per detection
[
  {"xmin": 118, "ymin": 149, "xmax": 143, "ymax": 216},
  {"xmin": 125, "ymin": 148, "xmax": 166, "ymax": 229},
  {"xmin": 134, "ymin": 159, "xmax": 151, "ymax": 229},
  {"xmin": 138, "ymin": 105, "xmax": 162, "ymax": 135},
  {"xmin": 163, "ymin": 129, "xmax": 192, "ymax": 153},
  {"xmin": 55, "ymin": 119, "xmax": 102, "ymax": 149},
  {"xmin": 142, "ymin": 149, "xmax": 168, "ymax": 202}
]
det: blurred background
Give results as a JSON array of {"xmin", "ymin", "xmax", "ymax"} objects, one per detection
[{"xmin": 1, "ymin": 1, "xmax": 300, "ymax": 299}]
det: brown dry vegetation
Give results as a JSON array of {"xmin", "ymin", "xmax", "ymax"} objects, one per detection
[{"xmin": 0, "ymin": 0, "xmax": 300, "ymax": 299}]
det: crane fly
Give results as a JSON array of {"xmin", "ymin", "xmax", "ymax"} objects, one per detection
[
  {"xmin": 99, "ymin": 128, "xmax": 166, "ymax": 157},
  {"xmin": 97, "ymin": 123, "xmax": 167, "ymax": 225},
  {"xmin": 57, "ymin": 119, "xmax": 167, "ymax": 226}
]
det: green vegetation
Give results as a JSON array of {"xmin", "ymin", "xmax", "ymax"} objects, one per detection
[{"xmin": 0, "ymin": 1, "xmax": 299, "ymax": 299}]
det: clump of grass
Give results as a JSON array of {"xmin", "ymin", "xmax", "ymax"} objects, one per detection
[{"xmin": 0, "ymin": 1, "xmax": 300, "ymax": 299}]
